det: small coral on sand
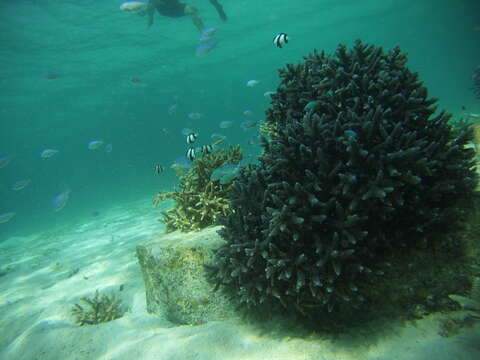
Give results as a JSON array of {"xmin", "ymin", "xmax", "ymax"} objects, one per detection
[{"xmin": 71, "ymin": 290, "xmax": 126, "ymax": 326}]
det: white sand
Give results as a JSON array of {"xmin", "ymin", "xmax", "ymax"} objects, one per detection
[{"xmin": 0, "ymin": 199, "xmax": 479, "ymax": 360}]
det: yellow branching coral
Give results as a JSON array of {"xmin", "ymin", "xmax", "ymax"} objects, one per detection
[
  {"xmin": 153, "ymin": 145, "xmax": 242, "ymax": 232},
  {"xmin": 71, "ymin": 290, "xmax": 126, "ymax": 326}
]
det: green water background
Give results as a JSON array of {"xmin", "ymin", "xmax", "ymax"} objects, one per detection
[{"xmin": 1, "ymin": 0, "xmax": 479, "ymax": 239}]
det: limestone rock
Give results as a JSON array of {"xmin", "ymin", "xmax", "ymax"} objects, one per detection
[{"xmin": 136, "ymin": 226, "xmax": 237, "ymax": 325}]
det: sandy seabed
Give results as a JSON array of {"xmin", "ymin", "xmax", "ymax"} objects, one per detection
[{"xmin": 0, "ymin": 199, "xmax": 479, "ymax": 360}]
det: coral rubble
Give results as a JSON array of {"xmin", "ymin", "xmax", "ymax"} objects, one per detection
[
  {"xmin": 154, "ymin": 145, "xmax": 242, "ymax": 233},
  {"xmin": 71, "ymin": 290, "xmax": 126, "ymax": 325},
  {"xmin": 208, "ymin": 40, "xmax": 478, "ymax": 329}
]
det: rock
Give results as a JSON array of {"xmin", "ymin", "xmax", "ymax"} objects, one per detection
[{"xmin": 136, "ymin": 226, "xmax": 237, "ymax": 325}]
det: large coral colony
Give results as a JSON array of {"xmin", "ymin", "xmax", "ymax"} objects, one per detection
[
  {"xmin": 153, "ymin": 39, "xmax": 478, "ymax": 329},
  {"xmin": 206, "ymin": 40, "xmax": 478, "ymax": 327}
]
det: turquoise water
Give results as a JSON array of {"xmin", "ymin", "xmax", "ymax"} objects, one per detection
[{"xmin": 1, "ymin": 0, "xmax": 479, "ymax": 239}]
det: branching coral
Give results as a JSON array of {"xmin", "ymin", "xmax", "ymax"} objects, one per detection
[
  {"xmin": 208, "ymin": 40, "xmax": 478, "ymax": 329},
  {"xmin": 71, "ymin": 290, "xmax": 126, "ymax": 326},
  {"xmin": 154, "ymin": 145, "xmax": 242, "ymax": 232}
]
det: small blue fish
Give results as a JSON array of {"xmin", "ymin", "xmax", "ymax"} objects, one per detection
[
  {"xmin": 0, "ymin": 212, "xmax": 16, "ymax": 224},
  {"xmin": 243, "ymin": 110, "xmax": 254, "ymax": 117},
  {"xmin": 195, "ymin": 41, "xmax": 218, "ymax": 57},
  {"xmin": 240, "ymin": 120, "xmax": 258, "ymax": 130},
  {"xmin": 0, "ymin": 154, "xmax": 13, "ymax": 168},
  {"xmin": 12, "ymin": 179, "xmax": 31, "ymax": 191},
  {"xmin": 344, "ymin": 130, "xmax": 358, "ymax": 139},
  {"xmin": 171, "ymin": 156, "xmax": 193, "ymax": 170},
  {"xmin": 88, "ymin": 140, "xmax": 104, "ymax": 150},
  {"xmin": 304, "ymin": 101, "xmax": 320, "ymax": 111},
  {"xmin": 52, "ymin": 190, "xmax": 70, "ymax": 212},
  {"xmin": 40, "ymin": 149, "xmax": 59, "ymax": 159},
  {"xmin": 168, "ymin": 103, "xmax": 178, "ymax": 115},
  {"xmin": 219, "ymin": 121, "xmax": 234, "ymax": 129},
  {"xmin": 211, "ymin": 133, "xmax": 226, "ymax": 143},
  {"xmin": 211, "ymin": 164, "xmax": 240, "ymax": 184},
  {"xmin": 188, "ymin": 112, "xmax": 203, "ymax": 120},
  {"xmin": 246, "ymin": 79, "xmax": 260, "ymax": 87}
]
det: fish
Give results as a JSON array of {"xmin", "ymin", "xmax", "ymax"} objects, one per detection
[
  {"xmin": 130, "ymin": 77, "xmax": 143, "ymax": 83},
  {"xmin": 219, "ymin": 120, "xmax": 234, "ymax": 129},
  {"xmin": 0, "ymin": 212, "xmax": 16, "ymax": 224},
  {"xmin": 186, "ymin": 147, "xmax": 196, "ymax": 161},
  {"xmin": 466, "ymin": 113, "xmax": 480, "ymax": 119},
  {"xmin": 11, "ymin": 179, "xmax": 31, "ymax": 191},
  {"xmin": 105, "ymin": 143, "xmax": 113, "ymax": 153},
  {"xmin": 195, "ymin": 41, "xmax": 218, "ymax": 57},
  {"xmin": 304, "ymin": 100, "xmax": 320, "ymax": 112},
  {"xmin": 168, "ymin": 103, "xmax": 178, "ymax": 115},
  {"xmin": 154, "ymin": 164, "xmax": 165, "ymax": 174},
  {"xmin": 273, "ymin": 33, "xmax": 289, "ymax": 48},
  {"xmin": 211, "ymin": 164, "xmax": 240, "ymax": 184},
  {"xmin": 202, "ymin": 145, "xmax": 213, "ymax": 155},
  {"xmin": 120, "ymin": 1, "xmax": 146, "ymax": 12},
  {"xmin": 240, "ymin": 120, "xmax": 258, "ymax": 130},
  {"xmin": 52, "ymin": 190, "xmax": 71, "ymax": 212},
  {"xmin": 186, "ymin": 133, "xmax": 198, "ymax": 144},
  {"xmin": 344, "ymin": 130, "xmax": 358, "ymax": 139},
  {"xmin": 246, "ymin": 80, "xmax": 260, "ymax": 87},
  {"xmin": 243, "ymin": 110, "xmax": 254, "ymax": 117},
  {"xmin": 44, "ymin": 72, "xmax": 63, "ymax": 80},
  {"xmin": 88, "ymin": 140, "xmax": 104, "ymax": 150},
  {"xmin": 264, "ymin": 91, "xmax": 275, "ymax": 98},
  {"xmin": 171, "ymin": 156, "xmax": 193, "ymax": 170},
  {"xmin": 211, "ymin": 133, "xmax": 226, "ymax": 143},
  {"xmin": 40, "ymin": 149, "xmax": 59, "ymax": 159},
  {"xmin": 188, "ymin": 112, "xmax": 203, "ymax": 120},
  {"xmin": 199, "ymin": 27, "xmax": 218, "ymax": 43},
  {"xmin": 0, "ymin": 155, "xmax": 13, "ymax": 168}
]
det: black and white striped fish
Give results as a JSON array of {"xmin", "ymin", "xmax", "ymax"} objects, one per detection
[
  {"xmin": 202, "ymin": 144, "xmax": 213, "ymax": 155},
  {"xmin": 186, "ymin": 133, "xmax": 197, "ymax": 144},
  {"xmin": 154, "ymin": 164, "xmax": 165, "ymax": 174},
  {"xmin": 273, "ymin": 33, "xmax": 289, "ymax": 48},
  {"xmin": 186, "ymin": 147, "xmax": 196, "ymax": 161}
]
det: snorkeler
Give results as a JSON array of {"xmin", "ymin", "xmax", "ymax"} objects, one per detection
[{"xmin": 141, "ymin": 0, "xmax": 227, "ymax": 32}]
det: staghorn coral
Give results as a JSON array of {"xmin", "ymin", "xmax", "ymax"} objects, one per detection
[
  {"xmin": 154, "ymin": 145, "xmax": 242, "ymax": 232},
  {"xmin": 71, "ymin": 290, "xmax": 126, "ymax": 326},
  {"xmin": 208, "ymin": 40, "xmax": 478, "ymax": 330}
]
